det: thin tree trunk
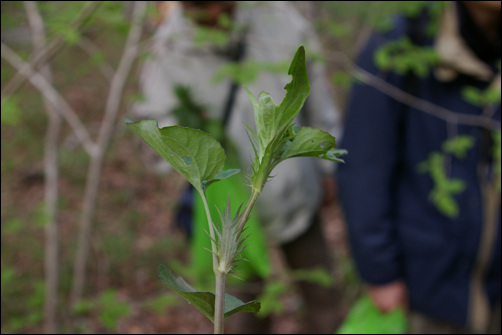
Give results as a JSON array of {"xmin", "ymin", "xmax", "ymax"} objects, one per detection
[
  {"xmin": 24, "ymin": 1, "xmax": 62, "ymax": 333},
  {"xmin": 70, "ymin": 1, "xmax": 147, "ymax": 306},
  {"xmin": 42, "ymin": 96, "xmax": 62, "ymax": 335}
]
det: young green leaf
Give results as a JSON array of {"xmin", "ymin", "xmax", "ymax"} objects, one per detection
[
  {"xmin": 245, "ymin": 46, "xmax": 346, "ymax": 193},
  {"xmin": 245, "ymin": 89, "xmax": 280, "ymax": 164},
  {"xmin": 125, "ymin": 119, "xmax": 238, "ymax": 194},
  {"xmin": 203, "ymin": 169, "xmax": 240, "ymax": 191},
  {"xmin": 158, "ymin": 265, "xmax": 260, "ymax": 322},
  {"xmin": 276, "ymin": 46, "xmax": 311, "ymax": 132},
  {"xmin": 280, "ymin": 127, "xmax": 338, "ymax": 161},
  {"xmin": 246, "ymin": 46, "xmax": 310, "ymax": 165}
]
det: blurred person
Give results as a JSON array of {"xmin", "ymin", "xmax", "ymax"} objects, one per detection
[
  {"xmin": 337, "ymin": 1, "xmax": 500, "ymax": 334},
  {"xmin": 131, "ymin": 1, "xmax": 343, "ymax": 333}
]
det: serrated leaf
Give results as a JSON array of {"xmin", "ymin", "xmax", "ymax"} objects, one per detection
[
  {"xmin": 245, "ymin": 46, "xmax": 310, "ymax": 163},
  {"xmin": 276, "ymin": 46, "xmax": 310, "ymax": 135},
  {"xmin": 245, "ymin": 46, "xmax": 346, "ymax": 192},
  {"xmin": 326, "ymin": 148, "xmax": 348, "ymax": 163},
  {"xmin": 246, "ymin": 89, "xmax": 280, "ymax": 163},
  {"xmin": 158, "ymin": 265, "xmax": 260, "ymax": 322},
  {"xmin": 126, "ymin": 119, "xmax": 226, "ymax": 194},
  {"xmin": 279, "ymin": 127, "xmax": 337, "ymax": 161}
]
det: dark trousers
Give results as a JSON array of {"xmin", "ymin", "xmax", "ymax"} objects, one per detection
[
  {"xmin": 409, "ymin": 300, "xmax": 501, "ymax": 334},
  {"xmin": 229, "ymin": 214, "xmax": 341, "ymax": 334}
]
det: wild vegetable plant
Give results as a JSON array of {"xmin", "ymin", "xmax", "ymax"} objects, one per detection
[{"xmin": 125, "ymin": 46, "xmax": 347, "ymax": 334}]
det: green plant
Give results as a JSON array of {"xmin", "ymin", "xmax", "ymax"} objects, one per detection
[
  {"xmin": 96, "ymin": 290, "xmax": 131, "ymax": 331},
  {"xmin": 71, "ymin": 289, "xmax": 131, "ymax": 332},
  {"xmin": 126, "ymin": 46, "xmax": 346, "ymax": 333},
  {"xmin": 255, "ymin": 267, "xmax": 335, "ymax": 319},
  {"xmin": 143, "ymin": 293, "xmax": 179, "ymax": 316},
  {"xmin": 256, "ymin": 281, "xmax": 289, "ymax": 318},
  {"xmin": 374, "ymin": 36, "xmax": 440, "ymax": 77},
  {"xmin": 0, "ymin": 272, "xmax": 45, "ymax": 334},
  {"xmin": 291, "ymin": 267, "xmax": 334, "ymax": 288},
  {"xmin": 418, "ymin": 135, "xmax": 476, "ymax": 218},
  {"xmin": 417, "ymin": 79, "xmax": 501, "ymax": 217}
]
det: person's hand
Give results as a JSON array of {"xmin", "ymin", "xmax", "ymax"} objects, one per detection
[{"xmin": 368, "ymin": 280, "xmax": 408, "ymax": 313}]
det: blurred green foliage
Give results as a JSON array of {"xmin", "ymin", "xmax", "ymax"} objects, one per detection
[
  {"xmin": 143, "ymin": 293, "xmax": 180, "ymax": 316},
  {"xmin": 0, "ymin": 96, "xmax": 21, "ymax": 126},
  {"xmin": 291, "ymin": 267, "xmax": 334, "ymax": 288},
  {"xmin": 418, "ymin": 136, "xmax": 477, "ymax": 218},
  {"xmin": 72, "ymin": 289, "xmax": 131, "ymax": 332},
  {"xmin": 462, "ymin": 86, "xmax": 502, "ymax": 108},
  {"xmin": 375, "ymin": 37, "xmax": 440, "ymax": 77},
  {"xmin": 1, "ymin": 266, "xmax": 44, "ymax": 333},
  {"xmin": 96, "ymin": 290, "xmax": 131, "ymax": 331},
  {"xmin": 256, "ymin": 281, "xmax": 289, "ymax": 318},
  {"xmin": 213, "ymin": 60, "xmax": 290, "ymax": 85}
]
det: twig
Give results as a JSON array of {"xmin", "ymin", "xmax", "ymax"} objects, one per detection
[
  {"xmin": 1, "ymin": 1, "xmax": 102, "ymax": 99},
  {"xmin": 24, "ymin": 1, "xmax": 62, "ymax": 333},
  {"xmin": 70, "ymin": 0, "xmax": 147, "ymax": 307},
  {"xmin": 1, "ymin": 43, "xmax": 97, "ymax": 156},
  {"xmin": 77, "ymin": 36, "xmax": 115, "ymax": 83},
  {"xmin": 324, "ymin": 47, "xmax": 500, "ymax": 131},
  {"xmin": 346, "ymin": 61, "xmax": 501, "ymax": 131},
  {"xmin": 243, "ymin": 34, "xmax": 500, "ymax": 132}
]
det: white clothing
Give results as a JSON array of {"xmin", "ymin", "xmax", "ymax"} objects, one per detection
[{"xmin": 131, "ymin": 1, "xmax": 342, "ymax": 243}]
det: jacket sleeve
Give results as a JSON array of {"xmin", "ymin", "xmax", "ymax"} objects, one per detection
[{"xmin": 336, "ymin": 31, "xmax": 406, "ymax": 285}]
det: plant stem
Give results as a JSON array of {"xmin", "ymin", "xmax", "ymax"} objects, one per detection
[
  {"xmin": 201, "ymin": 186, "xmax": 261, "ymax": 333},
  {"xmin": 214, "ymin": 271, "xmax": 226, "ymax": 334},
  {"xmin": 200, "ymin": 192, "xmax": 219, "ymax": 268},
  {"xmin": 200, "ymin": 193, "xmax": 227, "ymax": 334}
]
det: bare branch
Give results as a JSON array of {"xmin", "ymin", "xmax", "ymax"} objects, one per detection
[
  {"xmin": 1, "ymin": 42, "xmax": 97, "ymax": 156},
  {"xmin": 243, "ymin": 34, "xmax": 500, "ymax": 132},
  {"xmin": 77, "ymin": 36, "xmax": 115, "ymax": 83},
  {"xmin": 346, "ymin": 61, "xmax": 501, "ymax": 132},
  {"xmin": 70, "ymin": 0, "xmax": 147, "ymax": 307},
  {"xmin": 1, "ymin": 1, "xmax": 102, "ymax": 98},
  {"xmin": 99, "ymin": 1, "xmax": 147, "ymax": 148},
  {"xmin": 24, "ymin": 1, "xmax": 62, "ymax": 333}
]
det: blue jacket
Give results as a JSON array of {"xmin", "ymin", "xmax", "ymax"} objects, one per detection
[{"xmin": 337, "ymin": 4, "xmax": 501, "ymax": 328}]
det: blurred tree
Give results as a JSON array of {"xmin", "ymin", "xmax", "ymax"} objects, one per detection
[{"xmin": 2, "ymin": 1, "xmax": 146, "ymax": 333}]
